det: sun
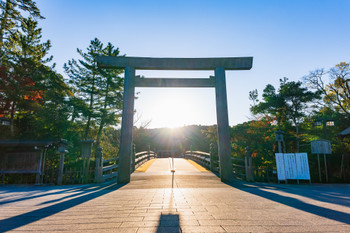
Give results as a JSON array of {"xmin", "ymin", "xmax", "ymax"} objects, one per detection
[{"xmin": 153, "ymin": 93, "xmax": 191, "ymax": 128}]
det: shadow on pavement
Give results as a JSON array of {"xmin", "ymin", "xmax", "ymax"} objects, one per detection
[
  {"xmin": 272, "ymin": 185, "xmax": 350, "ymax": 208},
  {"xmin": 156, "ymin": 214, "xmax": 181, "ymax": 233},
  {"xmin": 0, "ymin": 182, "xmax": 125, "ymax": 232},
  {"xmin": 228, "ymin": 182, "xmax": 350, "ymax": 225},
  {"xmin": 0, "ymin": 185, "xmax": 92, "ymax": 205}
]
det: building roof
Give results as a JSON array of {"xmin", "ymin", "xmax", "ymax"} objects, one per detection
[
  {"xmin": 338, "ymin": 127, "xmax": 350, "ymax": 138},
  {"xmin": 0, "ymin": 139, "xmax": 58, "ymax": 148}
]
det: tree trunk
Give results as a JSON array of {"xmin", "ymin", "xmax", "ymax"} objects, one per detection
[
  {"xmin": 84, "ymin": 76, "xmax": 95, "ymax": 139},
  {"xmin": 96, "ymin": 79, "xmax": 110, "ymax": 145},
  {"xmin": 0, "ymin": 0, "xmax": 11, "ymax": 50},
  {"xmin": 10, "ymin": 101, "xmax": 15, "ymax": 136},
  {"xmin": 295, "ymin": 124, "xmax": 299, "ymax": 153}
]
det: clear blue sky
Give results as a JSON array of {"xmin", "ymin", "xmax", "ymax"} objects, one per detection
[{"xmin": 36, "ymin": 0, "xmax": 350, "ymax": 128}]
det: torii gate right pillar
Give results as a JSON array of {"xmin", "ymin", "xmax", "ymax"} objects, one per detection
[{"xmin": 215, "ymin": 67, "xmax": 234, "ymax": 182}]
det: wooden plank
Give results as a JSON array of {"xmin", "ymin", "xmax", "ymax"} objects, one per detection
[
  {"xmin": 103, "ymin": 164, "xmax": 118, "ymax": 172},
  {"xmin": 97, "ymin": 56, "xmax": 253, "ymax": 70},
  {"xmin": 193, "ymin": 151, "xmax": 211, "ymax": 156},
  {"xmin": 103, "ymin": 172, "xmax": 118, "ymax": 181},
  {"xmin": 135, "ymin": 77, "xmax": 215, "ymax": 87},
  {"xmin": 0, "ymin": 170, "xmax": 41, "ymax": 174},
  {"xmin": 135, "ymin": 151, "xmax": 148, "ymax": 157},
  {"xmin": 103, "ymin": 157, "xmax": 118, "ymax": 163}
]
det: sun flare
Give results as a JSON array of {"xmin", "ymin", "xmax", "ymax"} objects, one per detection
[
  {"xmin": 153, "ymin": 93, "xmax": 192, "ymax": 128},
  {"xmin": 134, "ymin": 88, "xmax": 216, "ymax": 129}
]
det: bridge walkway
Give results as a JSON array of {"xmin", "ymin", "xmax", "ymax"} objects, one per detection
[{"xmin": 0, "ymin": 158, "xmax": 349, "ymax": 232}]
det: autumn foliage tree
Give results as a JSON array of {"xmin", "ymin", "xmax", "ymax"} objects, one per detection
[
  {"xmin": 0, "ymin": 3, "xmax": 70, "ymax": 138},
  {"xmin": 230, "ymin": 116, "xmax": 276, "ymax": 166}
]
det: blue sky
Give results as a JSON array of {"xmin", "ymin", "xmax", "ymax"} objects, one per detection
[{"xmin": 36, "ymin": 0, "xmax": 350, "ymax": 128}]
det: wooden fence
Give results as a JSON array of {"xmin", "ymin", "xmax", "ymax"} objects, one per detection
[
  {"xmin": 232, "ymin": 157, "xmax": 246, "ymax": 180},
  {"xmin": 95, "ymin": 146, "xmax": 156, "ymax": 183},
  {"xmin": 134, "ymin": 150, "xmax": 156, "ymax": 169},
  {"xmin": 184, "ymin": 150, "xmax": 211, "ymax": 169},
  {"xmin": 184, "ymin": 145, "xmax": 264, "ymax": 182}
]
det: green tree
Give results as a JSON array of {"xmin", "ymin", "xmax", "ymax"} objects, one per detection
[
  {"xmin": 279, "ymin": 79, "xmax": 321, "ymax": 151},
  {"xmin": 250, "ymin": 78, "xmax": 320, "ymax": 152},
  {"xmin": 0, "ymin": 17, "xmax": 55, "ymax": 136},
  {"xmin": 304, "ymin": 62, "xmax": 350, "ymax": 119},
  {"xmin": 0, "ymin": 0, "xmax": 43, "ymax": 58},
  {"xmin": 64, "ymin": 38, "xmax": 124, "ymax": 144},
  {"xmin": 250, "ymin": 83, "xmax": 287, "ymax": 128}
]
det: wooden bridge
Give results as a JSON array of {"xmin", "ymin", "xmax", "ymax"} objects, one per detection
[{"xmin": 94, "ymin": 146, "xmax": 255, "ymax": 184}]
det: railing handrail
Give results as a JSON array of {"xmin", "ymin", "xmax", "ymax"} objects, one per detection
[
  {"xmin": 133, "ymin": 150, "xmax": 156, "ymax": 170},
  {"xmin": 103, "ymin": 157, "xmax": 118, "ymax": 163},
  {"xmin": 135, "ymin": 150, "xmax": 155, "ymax": 158},
  {"xmin": 102, "ymin": 163, "xmax": 118, "ymax": 172},
  {"xmin": 185, "ymin": 150, "xmax": 210, "ymax": 157},
  {"xmin": 184, "ymin": 150, "xmax": 212, "ymax": 170}
]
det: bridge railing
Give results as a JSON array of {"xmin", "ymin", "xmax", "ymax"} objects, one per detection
[
  {"xmin": 134, "ymin": 150, "xmax": 156, "ymax": 168},
  {"xmin": 232, "ymin": 157, "xmax": 246, "ymax": 180},
  {"xmin": 95, "ymin": 145, "xmax": 156, "ymax": 183},
  {"xmin": 183, "ymin": 145, "xmax": 257, "ymax": 182},
  {"xmin": 131, "ymin": 145, "xmax": 156, "ymax": 172},
  {"xmin": 95, "ymin": 147, "xmax": 118, "ymax": 183},
  {"xmin": 184, "ymin": 150, "xmax": 210, "ymax": 168},
  {"xmin": 184, "ymin": 143, "xmax": 219, "ymax": 172}
]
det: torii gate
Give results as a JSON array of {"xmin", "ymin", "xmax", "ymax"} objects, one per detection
[{"xmin": 97, "ymin": 56, "xmax": 253, "ymax": 183}]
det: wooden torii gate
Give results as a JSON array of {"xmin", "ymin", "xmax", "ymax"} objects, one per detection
[{"xmin": 97, "ymin": 56, "xmax": 253, "ymax": 183}]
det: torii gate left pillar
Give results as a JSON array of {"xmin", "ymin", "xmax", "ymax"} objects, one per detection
[{"xmin": 97, "ymin": 56, "xmax": 253, "ymax": 183}]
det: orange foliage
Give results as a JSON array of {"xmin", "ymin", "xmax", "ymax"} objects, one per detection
[{"xmin": 24, "ymin": 91, "xmax": 42, "ymax": 101}]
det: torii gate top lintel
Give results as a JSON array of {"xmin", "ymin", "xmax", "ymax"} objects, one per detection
[{"xmin": 97, "ymin": 56, "xmax": 253, "ymax": 70}]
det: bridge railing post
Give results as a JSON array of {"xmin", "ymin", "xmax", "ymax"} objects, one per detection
[
  {"xmin": 245, "ymin": 146, "xmax": 254, "ymax": 182},
  {"xmin": 57, "ymin": 139, "xmax": 68, "ymax": 186},
  {"xmin": 210, "ymin": 143, "xmax": 216, "ymax": 171},
  {"xmin": 131, "ymin": 144, "xmax": 136, "ymax": 172},
  {"xmin": 95, "ymin": 146, "xmax": 103, "ymax": 183},
  {"xmin": 189, "ymin": 145, "xmax": 193, "ymax": 159},
  {"xmin": 147, "ymin": 145, "xmax": 151, "ymax": 160}
]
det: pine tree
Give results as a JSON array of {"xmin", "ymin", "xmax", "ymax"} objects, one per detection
[
  {"xmin": 64, "ymin": 38, "xmax": 123, "ymax": 142},
  {"xmin": 95, "ymin": 42, "xmax": 123, "ymax": 145},
  {"xmin": 250, "ymin": 78, "xmax": 320, "ymax": 152},
  {"xmin": 0, "ymin": 16, "xmax": 71, "ymax": 138},
  {"xmin": 0, "ymin": 17, "xmax": 52, "ymax": 135},
  {"xmin": 0, "ymin": 0, "xmax": 43, "ymax": 58}
]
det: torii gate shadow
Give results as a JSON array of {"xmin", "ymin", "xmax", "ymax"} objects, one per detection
[
  {"xmin": 225, "ymin": 181, "xmax": 350, "ymax": 225},
  {"xmin": 0, "ymin": 182, "xmax": 125, "ymax": 232}
]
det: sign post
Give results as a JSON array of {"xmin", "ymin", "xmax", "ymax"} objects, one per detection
[{"xmin": 311, "ymin": 140, "xmax": 331, "ymax": 182}]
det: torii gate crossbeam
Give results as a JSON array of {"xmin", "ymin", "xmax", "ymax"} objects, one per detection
[{"xmin": 97, "ymin": 56, "xmax": 253, "ymax": 183}]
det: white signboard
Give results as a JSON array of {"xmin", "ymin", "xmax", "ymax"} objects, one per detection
[
  {"xmin": 275, "ymin": 153, "xmax": 285, "ymax": 180},
  {"xmin": 311, "ymin": 140, "xmax": 331, "ymax": 154},
  {"xmin": 295, "ymin": 153, "xmax": 311, "ymax": 180},
  {"xmin": 275, "ymin": 153, "xmax": 311, "ymax": 181},
  {"xmin": 284, "ymin": 153, "xmax": 297, "ymax": 179}
]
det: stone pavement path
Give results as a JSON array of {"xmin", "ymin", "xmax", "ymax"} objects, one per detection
[{"xmin": 0, "ymin": 158, "xmax": 350, "ymax": 232}]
